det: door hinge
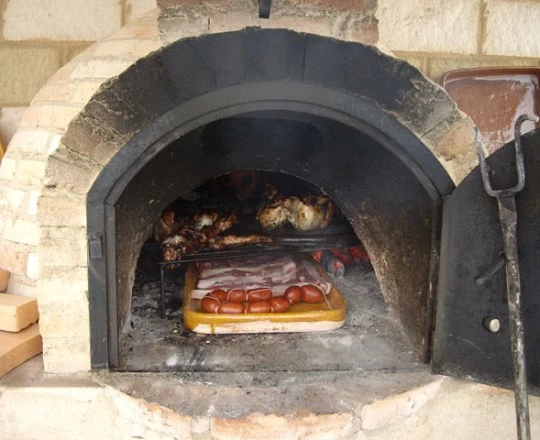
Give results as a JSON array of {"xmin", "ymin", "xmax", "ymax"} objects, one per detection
[{"xmin": 88, "ymin": 235, "xmax": 103, "ymax": 260}]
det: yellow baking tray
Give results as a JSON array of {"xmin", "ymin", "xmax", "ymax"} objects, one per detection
[{"xmin": 183, "ymin": 261, "xmax": 346, "ymax": 334}]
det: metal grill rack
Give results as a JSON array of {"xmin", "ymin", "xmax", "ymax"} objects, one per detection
[{"xmin": 157, "ymin": 231, "xmax": 361, "ymax": 317}]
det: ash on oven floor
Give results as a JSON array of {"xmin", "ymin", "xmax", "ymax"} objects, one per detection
[{"xmin": 118, "ymin": 262, "xmax": 420, "ymax": 374}]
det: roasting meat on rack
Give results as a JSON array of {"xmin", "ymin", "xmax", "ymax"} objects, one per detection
[{"xmin": 256, "ymin": 186, "xmax": 335, "ymax": 231}]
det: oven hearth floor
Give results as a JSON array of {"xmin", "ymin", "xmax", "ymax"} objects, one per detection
[{"xmin": 120, "ymin": 263, "xmax": 420, "ymax": 375}]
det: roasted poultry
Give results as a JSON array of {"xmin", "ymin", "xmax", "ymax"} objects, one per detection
[
  {"xmin": 256, "ymin": 186, "xmax": 335, "ymax": 231},
  {"xmin": 158, "ymin": 210, "xmax": 272, "ymax": 261}
]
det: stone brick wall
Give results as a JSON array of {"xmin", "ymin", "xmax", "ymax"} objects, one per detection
[
  {"xmin": 0, "ymin": 0, "xmax": 156, "ymax": 147},
  {"xmin": 377, "ymin": 0, "xmax": 540, "ymax": 84},
  {"xmin": 1, "ymin": 0, "xmax": 539, "ymax": 147}
]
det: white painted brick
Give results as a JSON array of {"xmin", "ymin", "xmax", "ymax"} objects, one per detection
[
  {"xmin": 91, "ymin": 39, "xmax": 161, "ymax": 59},
  {"xmin": 26, "ymin": 252, "xmax": 39, "ymax": 279},
  {"xmin": 42, "ymin": 341, "xmax": 91, "ymax": 373},
  {"xmin": 38, "ymin": 297, "xmax": 90, "ymax": 338},
  {"xmin": 0, "ymin": 186, "xmax": 25, "ymax": 213},
  {"xmin": 3, "ymin": 219, "xmax": 40, "ymax": 246},
  {"xmin": 484, "ymin": 1, "xmax": 540, "ymax": 57},
  {"xmin": 108, "ymin": 18, "xmax": 159, "ymax": 41},
  {"xmin": 126, "ymin": 0, "xmax": 157, "ymax": 24},
  {"xmin": 70, "ymin": 59, "xmax": 135, "ymax": 81},
  {"xmin": 27, "ymin": 191, "xmax": 40, "ymax": 216},
  {"xmin": 3, "ymin": 0, "xmax": 122, "ymax": 41},
  {"xmin": 19, "ymin": 104, "xmax": 83, "ymax": 132},
  {"xmin": 72, "ymin": 81, "xmax": 107, "ymax": 105},
  {"xmin": 377, "ymin": 0, "xmax": 480, "ymax": 54},
  {"xmin": 8, "ymin": 129, "xmax": 58, "ymax": 155},
  {"xmin": 6, "ymin": 278, "xmax": 38, "ymax": 297},
  {"xmin": 0, "ymin": 107, "xmax": 26, "ymax": 147},
  {"xmin": 15, "ymin": 160, "xmax": 47, "ymax": 186},
  {"xmin": 41, "ymin": 333, "xmax": 91, "ymax": 373},
  {"xmin": 39, "ymin": 267, "xmax": 89, "ymax": 301},
  {"xmin": 38, "ymin": 195, "xmax": 86, "ymax": 227},
  {"xmin": 41, "ymin": 227, "xmax": 88, "ymax": 268},
  {"xmin": 0, "ymin": 241, "xmax": 27, "ymax": 277},
  {"xmin": 46, "ymin": 133, "xmax": 62, "ymax": 155},
  {"xmin": 0, "ymin": 158, "xmax": 17, "ymax": 181}
]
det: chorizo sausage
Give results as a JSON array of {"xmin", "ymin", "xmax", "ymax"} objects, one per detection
[
  {"xmin": 200, "ymin": 296, "xmax": 220, "ymax": 313},
  {"xmin": 284, "ymin": 285, "xmax": 302, "ymax": 304},
  {"xmin": 270, "ymin": 296, "xmax": 291, "ymax": 313},
  {"xmin": 217, "ymin": 301, "xmax": 245, "ymax": 314},
  {"xmin": 301, "ymin": 284, "xmax": 325, "ymax": 303},
  {"xmin": 227, "ymin": 288, "xmax": 247, "ymax": 303},
  {"xmin": 246, "ymin": 300, "xmax": 272, "ymax": 314},
  {"xmin": 247, "ymin": 288, "xmax": 272, "ymax": 302},
  {"xmin": 209, "ymin": 289, "xmax": 228, "ymax": 302}
]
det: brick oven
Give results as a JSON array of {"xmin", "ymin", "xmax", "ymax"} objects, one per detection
[
  {"xmin": 1, "ymin": 2, "xmax": 540, "ymax": 438},
  {"xmin": 83, "ymin": 23, "xmax": 469, "ymax": 369}
]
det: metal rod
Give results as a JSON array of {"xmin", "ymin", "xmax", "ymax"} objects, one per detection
[
  {"xmin": 423, "ymin": 198, "xmax": 442, "ymax": 364},
  {"xmin": 475, "ymin": 114, "xmax": 539, "ymax": 440},
  {"xmin": 498, "ymin": 196, "xmax": 530, "ymax": 440},
  {"xmin": 475, "ymin": 254, "xmax": 505, "ymax": 285},
  {"xmin": 160, "ymin": 264, "xmax": 166, "ymax": 318}
]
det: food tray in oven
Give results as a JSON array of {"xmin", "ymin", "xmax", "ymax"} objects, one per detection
[{"xmin": 183, "ymin": 258, "xmax": 346, "ymax": 334}]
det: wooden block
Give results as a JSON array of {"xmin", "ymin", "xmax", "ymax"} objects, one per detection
[
  {"xmin": 0, "ymin": 323, "xmax": 42, "ymax": 379},
  {"xmin": 0, "ymin": 294, "xmax": 39, "ymax": 332},
  {"xmin": 0, "ymin": 269, "xmax": 9, "ymax": 292}
]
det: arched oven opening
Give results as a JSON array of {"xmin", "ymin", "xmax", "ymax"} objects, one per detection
[{"xmin": 110, "ymin": 111, "xmax": 445, "ymax": 372}]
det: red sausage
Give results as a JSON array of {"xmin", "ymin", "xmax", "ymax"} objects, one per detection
[
  {"xmin": 200, "ymin": 296, "xmax": 220, "ymax": 313},
  {"xmin": 209, "ymin": 289, "xmax": 228, "ymax": 302},
  {"xmin": 246, "ymin": 300, "xmax": 272, "ymax": 314},
  {"xmin": 217, "ymin": 301, "xmax": 245, "ymax": 314},
  {"xmin": 284, "ymin": 285, "xmax": 302, "ymax": 305},
  {"xmin": 247, "ymin": 288, "xmax": 272, "ymax": 302},
  {"xmin": 301, "ymin": 284, "xmax": 325, "ymax": 303},
  {"xmin": 270, "ymin": 296, "xmax": 291, "ymax": 313},
  {"xmin": 227, "ymin": 288, "xmax": 247, "ymax": 303}
]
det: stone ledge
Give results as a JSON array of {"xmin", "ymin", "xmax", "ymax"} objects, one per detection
[{"xmin": 1, "ymin": 358, "xmax": 540, "ymax": 440}]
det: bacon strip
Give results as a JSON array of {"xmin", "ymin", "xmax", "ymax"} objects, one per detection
[{"xmin": 191, "ymin": 255, "xmax": 332, "ymax": 299}]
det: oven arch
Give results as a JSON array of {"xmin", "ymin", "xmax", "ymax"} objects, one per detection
[{"xmin": 56, "ymin": 28, "xmax": 474, "ymax": 368}]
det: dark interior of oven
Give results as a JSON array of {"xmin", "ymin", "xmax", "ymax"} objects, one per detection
[{"xmin": 114, "ymin": 111, "xmax": 437, "ymax": 372}]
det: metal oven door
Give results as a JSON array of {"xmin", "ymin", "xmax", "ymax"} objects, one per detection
[{"xmin": 432, "ymin": 128, "xmax": 540, "ymax": 393}]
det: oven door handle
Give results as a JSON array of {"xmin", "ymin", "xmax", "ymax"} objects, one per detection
[{"xmin": 476, "ymin": 114, "xmax": 539, "ymax": 440}]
